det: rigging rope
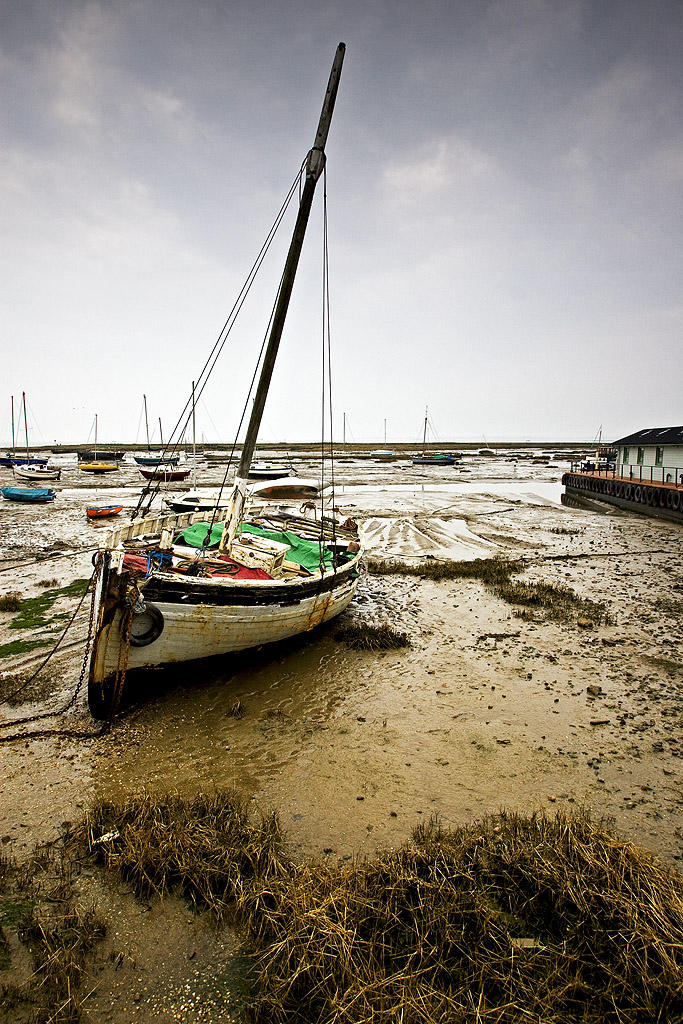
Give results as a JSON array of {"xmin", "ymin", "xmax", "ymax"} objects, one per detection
[
  {"xmin": 0, "ymin": 558, "xmax": 107, "ymax": 742},
  {"xmin": 201, "ymin": 257, "xmax": 292, "ymax": 551},
  {"xmin": 318, "ymin": 165, "xmax": 336, "ymax": 569},
  {"xmin": 134, "ymin": 164, "xmax": 305, "ymax": 519}
]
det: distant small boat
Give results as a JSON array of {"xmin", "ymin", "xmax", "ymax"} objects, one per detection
[
  {"xmin": 86, "ymin": 505, "xmax": 123, "ymax": 519},
  {"xmin": 80, "ymin": 461, "xmax": 119, "ymax": 474},
  {"xmin": 2, "ymin": 487, "xmax": 56, "ymax": 504},
  {"xmin": 139, "ymin": 466, "xmax": 191, "ymax": 482},
  {"xmin": 249, "ymin": 476, "xmax": 320, "ymax": 499},
  {"xmin": 13, "ymin": 464, "xmax": 61, "ymax": 482},
  {"xmin": 134, "ymin": 454, "xmax": 181, "ymax": 466},
  {"xmin": 411, "ymin": 406, "xmax": 459, "ymax": 466},
  {"xmin": 77, "ymin": 449, "xmax": 126, "ymax": 462},
  {"xmin": 3, "ymin": 393, "xmax": 49, "ymax": 468},
  {"xmin": 412, "ymin": 454, "xmax": 459, "ymax": 466},
  {"xmin": 163, "ymin": 491, "xmax": 232, "ymax": 513},
  {"xmin": 371, "ymin": 449, "xmax": 394, "ymax": 460},
  {"xmin": 248, "ymin": 463, "xmax": 293, "ymax": 480},
  {"xmin": 0, "ymin": 455, "xmax": 48, "ymax": 467},
  {"xmin": 79, "ymin": 415, "xmax": 119, "ymax": 474}
]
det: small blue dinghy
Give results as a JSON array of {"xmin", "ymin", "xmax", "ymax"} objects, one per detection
[{"xmin": 1, "ymin": 487, "xmax": 56, "ymax": 503}]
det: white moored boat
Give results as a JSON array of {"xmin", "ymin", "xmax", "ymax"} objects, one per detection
[
  {"xmin": 14, "ymin": 463, "xmax": 61, "ymax": 482},
  {"xmin": 87, "ymin": 44, "xmax": 360, "ymax": 719},
  {"xmin": 249, "ymin": 476, "xmax": 320, "ymax": 499}
]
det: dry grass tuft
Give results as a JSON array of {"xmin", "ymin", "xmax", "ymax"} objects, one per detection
[
  {"xmin": 367, "ymin": 556, "xmax": 607, "ymax": 624},
  {"xmin": 495, "ymin": 580, "xmax": 609, "ymax": 623},
  {"xmin": 72, "ymin": 794, "xmax": 683, "ymax": 1024},
  {"xmin": 74, "ymin": 791, "xmax": 288, "ymax": 919},
  {"xmin": 239, "ymin": 811, "xmax": 683, "ymax": 1024},
  {"xmin": 335, "ymin": 623, "xmax": 411, "ymax": 650},
  {"xmin": 0, "ymin": 591, "xmax": 22, "ymax": 612},
  {"xmin": 0, "ymin": 847, "xmax": 106, "ymax": 1023},
  {"xmin": 367, "ymin": 555, "xmax": 523, "ymax": 586}
]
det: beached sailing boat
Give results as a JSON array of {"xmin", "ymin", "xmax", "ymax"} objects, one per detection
[
  {"xmin": 134, "ymin": 396, "xmax": 181, "ymax": 466},
  {"xmin": 0, "ymin": 394, "xmax": 49, "ymax": 469},
  {"xmin": 88, "ymin": 44, "xmax": 362, "ymax": 719},
  {"xmin": 412, "ymin": 406, "xmax": 458, "ymax": 465},
  {"xmin": 80, "ymin": 415, "xmax": 119, "ymax": 474},
  {"xmin": 11, "ymin": 394, "xmax": 62, "ymax": 482}
]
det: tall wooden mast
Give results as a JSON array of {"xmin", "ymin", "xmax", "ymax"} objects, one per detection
[
  {"xmin": 237, "ymin": 43, "xmax": 345, "ymax": 481},
  {"xmin": 221, "ymin": 43, "xmax": 346, "ymax": 547}
]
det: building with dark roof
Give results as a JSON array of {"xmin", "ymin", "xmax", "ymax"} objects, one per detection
[{"xmin": 613, "ymin": 426, "xmax": 683, "ymax": 484}]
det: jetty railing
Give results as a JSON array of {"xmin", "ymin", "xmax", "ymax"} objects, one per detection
[{"xmin": 569, "ymin": 462, "xmax": 683, "ymax": 488}]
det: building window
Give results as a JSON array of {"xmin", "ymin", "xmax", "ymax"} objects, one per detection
[
  {"xmin": 637, "ymin": 447, "xmax": 644, "ymax": 465},
  {"xmin": 623, "ymin": 447, "xmax": 629, "ymax": 465},
  {"xmin": 655, "ymin": 446, "xmax": 664, "ymax": 466}
]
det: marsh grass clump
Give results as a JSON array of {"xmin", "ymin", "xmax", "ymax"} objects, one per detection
[
  {"xmin": 367, "ymin": 555, "xmax": 523, "ymax": 586},
  {"xmin": 368, "ymin": 556, "xmax": 607, "ymax": 624},
  {"xmin": 0, "ymin": 847, "xmax": 106, "ymax": 1023},
  {"xmin": 495, "ymin": 579, "xmax": 609, "ymax": 623},
  {"xmin": 238, "ymin": 810, "xmax": 683, "ymax": 1024},
  {"xmin": 0, "ymin": 592, "xmax": 22, "ymax": 612},
  {"xmin": 335, "ymin": 623, "xmax": 411, "ymax": 650},
  {"xmin": 74, "ymin": 791, "xmax": 288, "ymax": 919},
  {"xmin": 73, "ymin": 795, "xmax": 683, "ymax": 1024}
]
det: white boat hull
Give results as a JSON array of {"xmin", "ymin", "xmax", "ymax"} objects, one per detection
[
  {"xmin": 13, "ymin": 465, "xmax": 61, "ymax": 482},
  {"xmin": 249, "ymin": 476, "xmax": 319, "ymax": 499},
  {"xmin": 88, "ymin": 549, "xmax": 360, "ymax": 717}
]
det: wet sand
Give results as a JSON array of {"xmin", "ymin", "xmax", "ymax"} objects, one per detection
[{"xmin": 1, "ymin": 447, "xmax": 682, "ymax": 1017}]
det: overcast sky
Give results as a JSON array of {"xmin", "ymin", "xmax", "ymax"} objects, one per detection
[{"xmin": 1, "ymin": 0, "xmax": 681, "ymax": 446}]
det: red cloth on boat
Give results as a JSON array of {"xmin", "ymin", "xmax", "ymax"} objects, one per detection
[
  {"xmin": 121, "ymin": 552, "xmax": 271, "ymax": 580},
  {"xmin": 202, "ymin": 557, "xmax": 272, "ymax": 579},
  {"xmin": 122, "ymin": 554, "xmax": 151, "ymax": 576}
]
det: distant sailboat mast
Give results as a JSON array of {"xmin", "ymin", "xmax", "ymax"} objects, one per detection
[
  {"xmin": 22, "ymin": 392, "xmax": 30, "ymax": 464},
  {"xmin": 143, "ymin": 394, "xmax": 151, "ymax": 452}
]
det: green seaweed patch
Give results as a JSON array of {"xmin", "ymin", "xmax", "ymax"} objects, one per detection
[
  {"xmin": 0, "ymin": 896, "xmax": 35, "ymax": 929},
  {"xmin": 0, "ymin": 636, "xmax": 52, "ymax": 659},
  {"xmin": 8, "ymin": 578, "xmax": 90, "ymax": 632},
  {"xmin": 335, "ymin": 622, "xmax": 411, "ymax": 650}
]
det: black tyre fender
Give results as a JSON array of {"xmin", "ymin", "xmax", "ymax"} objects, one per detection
[{"xmin": 128, "ymin": 603, "xmax": 165, "ymax": 647}]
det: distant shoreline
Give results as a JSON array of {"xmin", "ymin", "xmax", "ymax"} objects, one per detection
[{"xmin": 36, "ymin": 440, "xmax": 598, "ymax": 454}]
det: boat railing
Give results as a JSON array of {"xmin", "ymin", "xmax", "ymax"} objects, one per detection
[
  {"xmin": 101, "ymin": 509, "xmax": 210, "ymax": 548},
  {"xmin": 569, "ymin": 461, "xmax": 683, "ymax": 488}
]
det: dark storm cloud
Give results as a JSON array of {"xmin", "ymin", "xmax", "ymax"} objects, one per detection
[{"xmin": 1, "ymin": 0, "xmax": 681, "ymax": 442}]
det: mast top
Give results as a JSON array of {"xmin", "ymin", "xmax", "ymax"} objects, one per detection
[{"xmin": 306, "ymin": 43, "xmax": 346, "ymax": 183}]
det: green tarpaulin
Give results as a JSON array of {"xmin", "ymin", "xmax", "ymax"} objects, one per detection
[
  {"xmin": 175, "ymin": 522, "xmax": 223, "ymax": 548},
  {"xmin": 238, "ymin": 523, "xmax": 332, "ymax": 572},
  {"xmin": 174, "ymin": 521, "xmax": 332, "ymax": 573}
]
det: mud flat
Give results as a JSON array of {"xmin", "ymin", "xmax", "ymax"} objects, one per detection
[{"xmin": 1, "ymin": 448, "xmax": 682, "ymax": 1020}]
